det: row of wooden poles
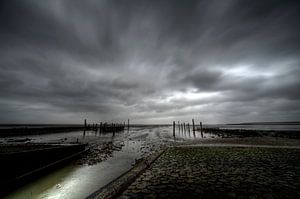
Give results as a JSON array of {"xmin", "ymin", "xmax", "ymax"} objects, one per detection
[
  {"xmin": 84, "ymin": 119, "xmax": 130, "ymax": 134},
  {"xmin": 172, "ymin": 119, "xmax": 203, "ymax": 137}
]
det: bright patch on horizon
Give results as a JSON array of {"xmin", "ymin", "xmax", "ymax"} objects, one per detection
[{"xmin": 164, "ymin": 89, "xmax": 220, "ymax": 102}]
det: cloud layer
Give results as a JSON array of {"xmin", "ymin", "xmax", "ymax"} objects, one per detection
[{"xmin": 0, "ymin": 0, "xmax": 300, "ymax": 124}]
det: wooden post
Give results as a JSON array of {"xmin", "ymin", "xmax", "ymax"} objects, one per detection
[
  {"xmin": 128, "ymin": 119, "xmax": 130, "ymax": 130},
  {"xmin": 178, "ymin": 121, "xmax": 180, "ymax": 132},
  {"xmin": 192, "ymin": 119, "xmax": 195, "ymax": 132},
  {"xmin": 188, "ymin": 123, "xmax": 190, "ymax": 133},
  {"xmin": 113, "ymin": 123, "xmax": 115, "ymax": 136},
  {"xmin": 173, "ymin": 121, "xmax": 175, "ymax": 137},
  {"xmin": 83, "ymin": 119, "xmax": 86, "ymax": 135},
  {"xmin": 84, "ymin": 119, "xmax": 87, "ymax": 129},
  {"xmin": 95, "ymin": 123, "xmax": 98, "ymax": 132},
  {"xmin": 183, "ymin": 123, "xmax": 186, "ymax": 132},
  {"xmin": 200, "ymin": 122, "xmax": 203, "ymax": 138},
  {"xmin": 200, "ymin": 122, "xmax": 203, "ymax": 133},
  {"xmin": 100, "ymin": 122, "xmax": 102, "ymax": 133}
]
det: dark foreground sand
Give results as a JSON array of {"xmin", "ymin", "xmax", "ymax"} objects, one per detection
[
  {"xmin": 83, "ymin": 128, "xmax": 300, "ymax": 199},
  {"xmin": 120, "ymin": 146, "xmax": 300, "ymax": 199}
]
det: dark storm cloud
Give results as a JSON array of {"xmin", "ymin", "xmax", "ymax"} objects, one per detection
[{"xmin": 0, "ymin": 0, "xmax": 300, "ymax": 123}]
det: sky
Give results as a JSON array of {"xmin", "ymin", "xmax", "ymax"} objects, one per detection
[{"xmin": 0, "ymin": 0, "xmax": 300, "ymax": 124}]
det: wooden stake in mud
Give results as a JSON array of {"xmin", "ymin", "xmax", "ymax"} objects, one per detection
[
  {"xmin": 188, "ymin": 123, "xmax": 190, "ymax": 133},
  {"xmin": 183, "ymin": 123, "xmax": 186, "ymax": 132},
  {"xmin": 200, "ymin": 122, "xmax": 203, "ymax": 133},
  {"xmin": 128, "ymin": 119, "xmax": 130, "ymax": 130},
  {"xmin": 192, "ymin": 119, "xmax": 195, "ymax": 132},
  {"xmin": 113, "ymin": 123, "xmax": 115, "ymax": 136},
  {"xmin": 178, "ymin": 121, "xmax": 180, "ymax": 132},
  {"xmin": 84, "ymin": 119, "xmax": 87, "ymax": 129},
  {"xmin": 173, "ymin": 121, "xmax": 175, "ymax": 137},
  {"xmin": 200, "ymin": 122, "xmax": 203, "ymax": 138},
  {"xmin": 100, "ymin": 122, "xmax": 102, "ymax": 134}
]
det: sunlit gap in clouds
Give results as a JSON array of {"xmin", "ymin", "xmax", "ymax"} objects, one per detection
[
  {"xmin": 158, "ymin": 89, "xmax": 221, "ymax": 103},
  {"xmin": 220, "ymin": 64, "xmax": 276, "ymax": 78}
]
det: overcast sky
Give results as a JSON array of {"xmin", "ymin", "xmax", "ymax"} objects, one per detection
[{"xmin": 0, "ymin": 0, "xmax": 300, "ymax": 124}]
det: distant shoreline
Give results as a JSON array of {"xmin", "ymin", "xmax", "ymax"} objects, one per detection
[
  {"xmin": 226, "ymin": 122, "xmax": 300, "ymax": 125},
  {"xmin": 1, "ymin": 121, "xmax": 300, "ymax": 127}
]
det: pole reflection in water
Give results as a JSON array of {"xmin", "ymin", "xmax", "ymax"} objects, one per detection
[{"xmin": 3, "ymin": 126, "xmax": 215, "ymax": 199}]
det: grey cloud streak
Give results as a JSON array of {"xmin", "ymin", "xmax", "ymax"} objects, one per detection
[{"xmin": 0, "ymin": 0, "xmax": 300, "ymax": 124}]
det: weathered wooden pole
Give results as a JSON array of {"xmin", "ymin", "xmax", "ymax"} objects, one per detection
[
  {"xmin": 183, "ymin": 123, "xmax": 186, "ymax": 132},
  {"xmin": 83, "ymin": 119, "xmax": 86, "ymax": 135},
  {"xmin": 173, "ymin": 121, "xmax": 175, "ymax": 137},
  {"xmin": 178, "ymin": 121, "xmax": 180, "ymax": 132},
  {"xmin": 200, "ymin": 122, "xmax": 203, "ymax": 138},
  {"xmin": 128, "ymin": 119, "xmax": 130, "ymax": 130},
  {"xmin": 188, "ymin": 123, "xmax": 190, "ymax": 133},
  {"xmin": 95, "ymin": 123, "xmax": 98, "ymax": 132},
  {"xmin": 192, "ymin": 119, "xmax": 195, "ymax": 132},
  {"xmin": 113, "ymin": 123, "xmax": 115, "ymax": 136},
  {"xmin": 200, "ymin": 122, "xmax": 203, "ymax": 133},
  {"xmin": 100, "ymin": 122, "xmax": 102, "ymax": 133}
]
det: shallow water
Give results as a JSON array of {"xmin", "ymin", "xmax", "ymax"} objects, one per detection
[
  {"xmin": 2, "ymin": 126, "xmax": 211, "ymax": 199},
  {"xmin": 4, "ymin": 141, "xmax": 142, "ymax": 199},
  {"xmin": 2, "ymin": 123, "xmax": 299, "ymax": 198},
  {"xmin": 4, "ymin": 125, "xmax": 297, "ymax": 199},
  {"xmin": 211, "ymin": 124, "xmax": 300, "ymax": 131}
]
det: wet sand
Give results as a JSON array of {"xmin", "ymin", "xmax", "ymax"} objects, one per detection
[
  {"xmin": 120, "ymin": 146, "xmax": 300, "ymax": 199},
  {"xmin": 1, "ymin": 126, "xmax": 300, "ymax": 198},
  {"xmin": 87, "ymin": 128, "xmax": 300, "ymax": 199}
]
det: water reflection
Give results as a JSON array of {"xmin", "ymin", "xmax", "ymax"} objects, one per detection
[{"xmin": 3, "ymin": 126, "xmax": 215, "ymax": 199}]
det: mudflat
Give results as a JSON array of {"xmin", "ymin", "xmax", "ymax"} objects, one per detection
[{"xmin": 120, "ymin": 146, "xmax": 300, "ymax": 199}]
